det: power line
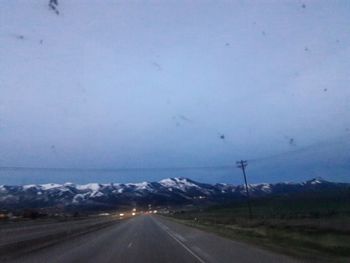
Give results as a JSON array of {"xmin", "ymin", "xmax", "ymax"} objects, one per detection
[
  {"xmin": 1, "ymin": 136, "xmax": 346, "ymax": 174},
  {"xmin": 0, "ymin": 165, "xmax": 235, "ymax": 173},
  {"xmin": 248, "ymin": 135, "xmax": 349, "ymax": 163}
]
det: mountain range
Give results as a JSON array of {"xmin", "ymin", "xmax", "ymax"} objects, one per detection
[{"xmin": 1, "ymin": 177, "xmax": 349, "ymax": 212}]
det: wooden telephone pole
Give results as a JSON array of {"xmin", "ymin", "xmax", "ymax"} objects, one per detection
[{"xmin": 236, "ymin": 160, "xmax": 252, "ymax": 219}]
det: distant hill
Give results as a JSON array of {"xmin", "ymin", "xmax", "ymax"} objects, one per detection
[{"xmin": 1, "ymin": 178, "xmax": 349, "ymax": 212}]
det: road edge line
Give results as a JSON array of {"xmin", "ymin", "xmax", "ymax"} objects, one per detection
[{"xmin": 152, "ymin": 216, "xmax": 206, "ymax": 263}]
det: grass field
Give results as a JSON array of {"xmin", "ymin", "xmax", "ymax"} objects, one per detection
[{"xmin": 169, "ymin": 190, "xmax": 350, "ymax": 262}]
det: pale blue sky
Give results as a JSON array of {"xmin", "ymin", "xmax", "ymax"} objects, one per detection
[{"xmin": 0, "ymin": 0, "xmax": 349, "ymax": 184}]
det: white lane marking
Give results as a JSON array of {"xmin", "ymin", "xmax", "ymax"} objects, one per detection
[
  {"xmin": 192, "ymin": 246, "xmax": 212, "ymax": 261},
  {"xmin": 173, "ymin": 232, "xmax": 187, "ymax": 242},
  {"xmin": 162, "ymin": 225, "xmax": 170, "ymax": 231},
  {"xmin": 128, "ymin": 242, "xmax": 133, "ymax": 248},
  {"xmin": 153, "ymin": 218, "xmax": 206, "ymax": 263}
]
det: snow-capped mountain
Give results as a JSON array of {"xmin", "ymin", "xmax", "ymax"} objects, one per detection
[{"xmin": 0, "ymin": 177, "xmax": 348, "ymax": 211}]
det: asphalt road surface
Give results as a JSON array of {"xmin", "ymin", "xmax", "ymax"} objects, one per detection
[
  {"xmin": 7, "ymin": 215, "xmax": 303, "ymax": 263},
  {"xmin": 0, "ymin": 216, "xmax": 115, "ymax": 247}
]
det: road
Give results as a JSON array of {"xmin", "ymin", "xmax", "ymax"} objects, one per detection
[
  {"xmin": 5, "ymin": 215, "xmax": 303, "ymax": 263},
  {"xmin": 0, "ymin": 216, "xmax": 115, "ymax": 247}
]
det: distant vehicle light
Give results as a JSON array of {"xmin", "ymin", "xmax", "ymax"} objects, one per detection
[
  {"xmin": 98, "ymin": 213, "xmax": 110, "ymax": 216},
  {"xmin": 132, "ymin": 212, "xmax": 136, "ymax": 216},
  {"xmin": 153, "ymin": 210, "xmax": 158, "ymax": 214},
  {"xmin": 119, "ymin": 213, "xmax": 124, "ymax": 217}
]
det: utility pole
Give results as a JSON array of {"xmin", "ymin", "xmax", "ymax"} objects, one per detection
[{"xmin": 236, "ymin": 160, "xmax": 252, "ymax": 219}]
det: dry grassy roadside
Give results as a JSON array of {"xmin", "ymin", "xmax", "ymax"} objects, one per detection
[
  {"xmin": 165, "ymin": 215, "xmax": 350, "ymax": 263},
  {"xmin": 166, "ymin": 190, "xmax": 350, "ymax": 262}
]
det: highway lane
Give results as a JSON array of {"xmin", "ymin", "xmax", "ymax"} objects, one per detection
[{"xmin": 8, "ymin": 215, "xmax": 303, "ymax": 263}]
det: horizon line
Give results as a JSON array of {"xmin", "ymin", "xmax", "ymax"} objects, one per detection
[{"xmin": 0, "ymin": 165, "xmax": 235, "ymax": 172}]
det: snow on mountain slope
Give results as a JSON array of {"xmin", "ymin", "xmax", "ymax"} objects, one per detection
[
  {"xmin": 159, "ymin": 178, "xmax": 200, "ymax": 190},
  {"xmin": 0, "ymin": 177, "xmax": 346, "ymax": 212},
  {"xmin": 76, "ymin": 183, "xmax": 102, "ymax": 192},
  {"xmin": 22, "ymin": 184, "xmax": 39, "ymax": 190},
  {"xmin": 249, "ymin": 183, "xmax": 272, "ymax": 193},
  {"xmin": 41, "ymin": 183, "xmax": 62, "ymax": 190},
  {"xmin": 127, "ymin": 182, "xmax": 154, "ymax": 191}
]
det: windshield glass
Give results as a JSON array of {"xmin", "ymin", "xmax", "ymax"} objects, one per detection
[{"xmin": 1, "ymin": 1, "xmax": 349, "ymax": 263}]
